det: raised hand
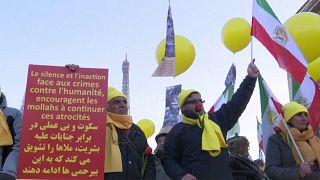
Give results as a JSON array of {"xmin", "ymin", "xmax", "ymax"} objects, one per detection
[
  {"xmin": 247, "ymin": 59, "xmax": 259, "ymax": 78},
  {"xmin": 65, "ymin": 64, "xmax": 79, "ymax": 72}
]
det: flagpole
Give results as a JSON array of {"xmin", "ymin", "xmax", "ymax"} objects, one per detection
[
  {"xmin": 250, "ymin": 37, "xmax": 253, "ymax": 61},
  {"xmin": 280, "ymin": 116, "xmax": 305, "ymax": 163},
  {"xmin": 250, "ymin": 0, "xmax": 253, "ymax": 61}
]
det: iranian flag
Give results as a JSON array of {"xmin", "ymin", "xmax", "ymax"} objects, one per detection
[
  {"xmin": 208, "ymin": 64, "xmax": 239, "ymax": 139},
  {"xmin": 256, "ymin": 119, "xmax": 263, "ymax": 151},
  {"xmin": 251, "ymin": 0, "xmax": 320, "ymax": 133},
  {"xmin": 257, "ymin": 119, "xmax": 265, "ymax": 160},
  {"xmin": 258, "ymin": 74, "xmax": 283, "ymax": 152}
]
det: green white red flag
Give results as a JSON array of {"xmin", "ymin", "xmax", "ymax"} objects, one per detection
[
  {"xmin": 251, "ymin": 0, "xmax": 320, "ymax": 133},
  {"xmin": 258, "ymin": 74, "xmax": 283, "ymax": 152},
  {"xmin": 208, "ymin": 64, "xmax": 239, "ymax": 138},
  {"xmin": 257, "ymin": 119, "xmax": 263, "ymax": 151},
  {"xmin": 256, "ymin": 118, "xmax": 265, "ymax": 160}
]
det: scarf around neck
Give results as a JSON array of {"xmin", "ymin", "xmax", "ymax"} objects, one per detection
[
  {"xmin": 182, "ymin": 114, "xmax": 228, "ymax": 157},
  {"xmin": 291, "ymin": 126, "xmax": 320, "ymax": 168},
  {"xmin": 0, "ymin": 109, "xmax": 12, "ymax": 146},
  {"xmin": 279, "ymin": 124, "xmax": 320, "ymax": 168},
  {"xmin": 104, "ymin": 112, "xmax": 133, "ymax": 172}
]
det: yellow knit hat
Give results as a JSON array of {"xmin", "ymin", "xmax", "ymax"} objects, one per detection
[
  {"xmin": 107, "ymin": 86, "xmax": 126, "ymax": 102},
  {"xmin": 283, "ymin": 102, "xmax": 308, "ymax": 122},
  {"xmin": 178, "ymin": 89, "xmax": 198, "ymax": 108}
]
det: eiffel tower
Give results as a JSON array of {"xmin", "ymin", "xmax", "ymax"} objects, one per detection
[{"xmin": 122, "ymin": 53, "xmax": 130, "ymax": 114}]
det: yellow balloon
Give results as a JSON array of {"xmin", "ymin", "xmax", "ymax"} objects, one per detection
[
  {"xmin": 308, "ymin": 56, "xmax": 320, "ymax": 81},
  {"xmin": 284, "ymin": 12, "xmax": 320, "ymax": 63},
  {"xmin": 137, "ymin": 119, "xmax": 155, "ymax": 138},
  {"xmin": 222, "ymin": 17, "xmax": 251, "ymax": 53},
  {"xmin": 156, "ymin": 35, "xmax": 196, "ymax": 76}
]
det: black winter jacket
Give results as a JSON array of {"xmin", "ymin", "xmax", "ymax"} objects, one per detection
[
  {"xmin": 163, "ymin": 75, "xmax": 257, "ymax": 180},
  {"xmin": 229, "ymin": 153, "xmax": 267, "ymax": 180},
  {"xmin": 104, "ymin": 124, "xmax": 155, "ymax": 180}
]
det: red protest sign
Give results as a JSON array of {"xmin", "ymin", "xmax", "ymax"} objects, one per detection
[{"xmin": 18, "ymin": 65, "xmax": 108, "ymax": 180}]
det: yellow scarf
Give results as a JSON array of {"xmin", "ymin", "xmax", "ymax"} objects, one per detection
[
  {"xmin": 290, "ymin": 126, "xmax": 320, "ymax": 168},
  {"xmin": 0, "ymin": 109, "xmax": 12, "ymax": 146},
  {"xmin": 182, "ymin": 114, "xmax": 228, "ymax": 157},
  {"xmin": 104, "ymin": 112, "xmax": 132, "ymax": 172}
]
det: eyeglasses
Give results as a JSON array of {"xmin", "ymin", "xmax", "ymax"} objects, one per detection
[
  {"xmin": 111, "ymin": 99, "xmax": 127, "ymax": 105},
  {"xmin": 184, "ymin": 99, "xmax": 205, "ymax": 105}
]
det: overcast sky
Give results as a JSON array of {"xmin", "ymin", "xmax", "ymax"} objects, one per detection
[{"xmin": 0, "ymin": 0, "xmax": 307, "ymax": 159}]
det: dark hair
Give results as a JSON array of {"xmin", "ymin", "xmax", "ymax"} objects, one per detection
[
  {"xmin": 287, "ymin": 122, "xmax": 293, "ymax": 127},
  {"xmin": 155, "ymin": 133, "xmax": 167, "ymax": 142}
]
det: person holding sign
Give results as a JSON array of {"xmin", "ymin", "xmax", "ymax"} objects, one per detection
[
  {"xmin": 265, "ymin": 102, "xmax": 320, "ymax": 180},
  {"xmin": 0, "ymin": 92, "xmax": 23, "ymax": 180},
  {"xmin": 104, "ymin": 87, "xmax": 155, "ymax": 180}
]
